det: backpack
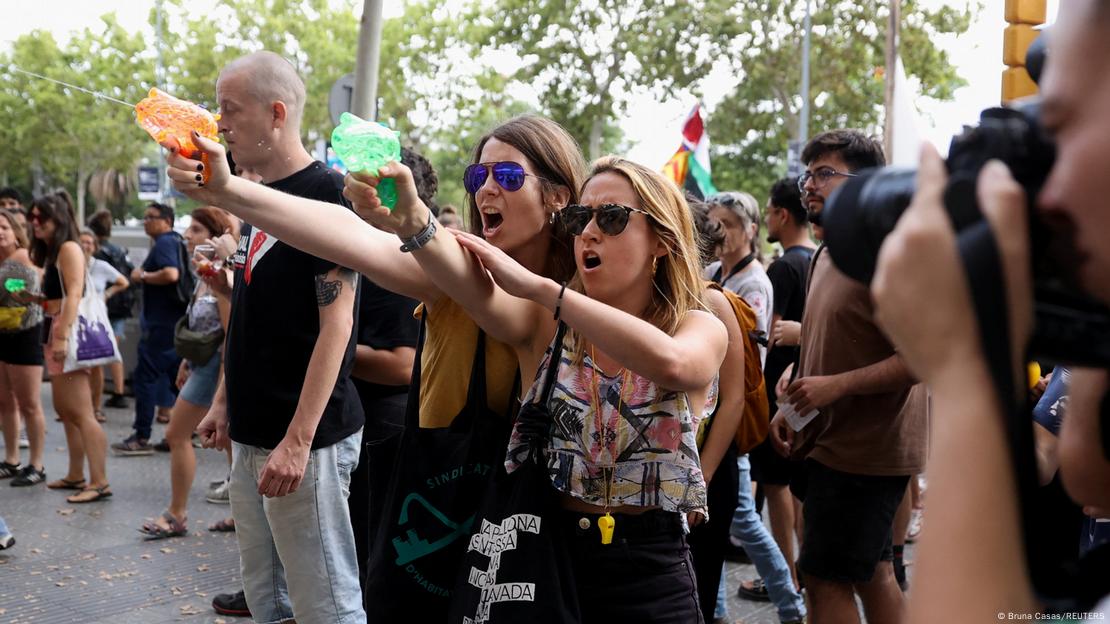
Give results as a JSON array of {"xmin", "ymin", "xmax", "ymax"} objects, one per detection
[
  {"xmin": 171, "ymin": 233, "xmax": 197, "ymax": 306},
  {"xmin": 95, "ymin": 241, "xmax": 135, "ymax": 319},
  {"xmin": 706, "ymin": 282, "xmax": 770, "ymax": 454}
]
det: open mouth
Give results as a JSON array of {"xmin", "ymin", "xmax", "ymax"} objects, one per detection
[
  {"xmin": 481, "ymin": 210, "xmax": 504, "ymax": 237},
  {"xmin": 582, "ymin": 250, "xmax": 602, "ymax": 270}
]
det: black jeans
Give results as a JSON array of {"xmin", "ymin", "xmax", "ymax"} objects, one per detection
[
  {"xmin": 687, "ymin": 445, "xmax": 739, "ymax": 622},
  {"xmin": 557, "ymin": 508, "xmax": 704, "ymax": 624}
]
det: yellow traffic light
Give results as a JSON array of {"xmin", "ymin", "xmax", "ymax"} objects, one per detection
[
  {"xmin": 1003, "ymin": 66, "xmax": 1039, "ymax": 102},
  {"xmin": 1003, "ymin": 24, "xmax": 1040, "ymax": 67},
  {"xmin": 1006, "ymin": 0, "xmax": 1047, "ymax": 25},
  {"xmin": 1003, "ymin": 0, "xmax": 1045, "ymax": 104}
]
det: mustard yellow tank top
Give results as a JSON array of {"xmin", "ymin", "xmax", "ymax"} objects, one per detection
[{"xmin": 416, "ymin": 298, "xmax": 520, "ymax": 427}]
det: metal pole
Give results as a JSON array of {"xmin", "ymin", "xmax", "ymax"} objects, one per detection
[
  {"xmin": 883, "ymin": 0, "xmax": 900, "ymax": 162},
  {"xmin": 352, "ymin": 0, "xmax": 384, "ymax": 120},
  {"xmin": 156, "ymin": 0, "xmax": 169, "ymax": 205},
  {"xmin": 799, "ymin": 0, "xmax": 812, "ymax": 144}
]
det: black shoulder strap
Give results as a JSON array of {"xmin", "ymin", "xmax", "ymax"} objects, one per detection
[
  {"xmin": 714, "ymin": 253, "xmax": 756, "ymax": 285},
  {"xmin": 403, "ymin": 313, "xmax": 427, "ymax": 430},
  {"xmin": 535, "ymin": 322, "xmax": 569, "ymax": 407}
]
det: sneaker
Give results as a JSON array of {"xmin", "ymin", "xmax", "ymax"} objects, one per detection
[
  {"xmin": 111, "ymin": 436, "xmax": 154, "ymax": 456},
  {"xmin": 212, "ymin": 590, "xmax": 250, "ymax": 617},
  {"xmin": 18, "ymin": 430, "xmax": 28, "ymax": 449},
  {"xmin": 0, "ymin": 530, "xmax": 13, "ymax": 550},
  {"xmin": 737, "ymin": 578, "xmax": 771, "ymax": 602},
  {"xmin": 11, "ymin": 465, "xmax": 45, "ymax": 487},
  {"xmin": 0, "ymin": 462, "xmax": 20, "ymax": 479},
  {"xmin": 206, "ymin": 479, "xmax": 230, "ymax": 504},
  {"xmin": 153, "ymin": 438, "xmax": 171, "ymax": 453},
  {"xmin": 104, "ymin": 393, "xmax": 129, "ymax": 409}
]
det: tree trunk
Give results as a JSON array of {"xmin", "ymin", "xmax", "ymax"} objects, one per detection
[
  {"xmin": 76, "ymin": 164, "xmax": 90, "ymax": 226},
  {"xmin": 589, "ymin": 115, "xmax": 603, "ymax": 163}
]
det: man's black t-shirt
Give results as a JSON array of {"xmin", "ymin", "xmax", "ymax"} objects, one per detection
[
  {"xmin": 224, "ymin": 161, "xmax": 364, "ymax": 450},
  {"xmin": 353, "ymin": 275, "xmax": 420, "ymax": 403},
  {"xmin": 764, "ymin": 245, "xmax": 815, "ymax": 408}
]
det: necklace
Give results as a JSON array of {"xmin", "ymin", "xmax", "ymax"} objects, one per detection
[{"xmin": 588, "ymin": 344, "xmax": 631, "ymax": 545}]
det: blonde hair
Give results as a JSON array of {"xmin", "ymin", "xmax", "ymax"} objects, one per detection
[
  {"xmin": 0, "ymin": 211, "xmax": 28, "ymax": 250},
  {"xmin": 568, "ymin": 156, "xmax": 707, "ymax": 361}
]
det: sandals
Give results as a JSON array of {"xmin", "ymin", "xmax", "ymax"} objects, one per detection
[
  {"xmin": 208, "ymin": 517, "xmax": 236, "ymax": 533},
  {"xmin": 67, "ymin": 485, "xmax": 113, "ymax": 504},
  {"xmin": 140, "ymin": 511, "xmax": 188, "ymax": 539},
  {"xmin": 156, "ymin": 408, "xmax": 171, "ymax": 424},
  {"xmin": 47, "ymin": 477, "xmax": 87, "ymax": 490},
  {"xmin": 95, "ymin": 410, "xmax": 107, "ymax": 423}
]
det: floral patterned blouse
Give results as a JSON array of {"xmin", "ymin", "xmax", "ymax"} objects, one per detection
[{"xmin": 506, "ymin": 330, "xmax": 717, "ymax": 518}]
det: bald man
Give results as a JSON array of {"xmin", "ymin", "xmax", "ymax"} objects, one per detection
[{"xmin": 195, "ymin": 52, "xmax": 365, "ymax": 623}]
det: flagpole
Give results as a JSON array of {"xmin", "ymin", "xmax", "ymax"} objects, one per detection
[
  {"xmin": 884, "ymin": 0, "xmax": 900, "ymax": 162},
  {"xmin": 799, "ymin": 0, "xmax": 812, "ymax": 145}
]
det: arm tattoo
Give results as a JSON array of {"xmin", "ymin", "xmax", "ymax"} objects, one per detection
[
  {"xmin": 315, "ymin": 274, "xmax": 342, "ymax": 307},
  {"xmin": 315, "ymin": 267, "xmax": 357, "ymax": 307}
]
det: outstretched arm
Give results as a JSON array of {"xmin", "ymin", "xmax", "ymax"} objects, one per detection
[
  {"xmin": 454, "ymin": 231, "xmax": 727, "ymax": 391},
  {"xmin": 162, "ymin": 134, "xmax": 440, "ymax": 304}
]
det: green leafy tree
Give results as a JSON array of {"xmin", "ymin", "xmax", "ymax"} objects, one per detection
[
  {"xmin": 709, "ymin": 0, "xmax": 975, "ymax": 198},
  {"xmin": 466, "ymin": 0, "xmax": 748, "ymax": 161}
]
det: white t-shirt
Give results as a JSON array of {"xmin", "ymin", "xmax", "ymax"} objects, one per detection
[
  {"xmin": 705, "ymin": 259, "xmax": 774, "ymax": 367},
  {"xmin": 88, "ymin": 257, "xmax": 124, "ymax": 296}
]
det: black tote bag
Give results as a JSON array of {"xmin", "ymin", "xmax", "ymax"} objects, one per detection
[
  {"xmin": 448, "ymin": 322, "xmax": 581, "ymax": 624},
  {"xmin": 364, "ymin": 317, "xmax": 514, "ymax": 621}
]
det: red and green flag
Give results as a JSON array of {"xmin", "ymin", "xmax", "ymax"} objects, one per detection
[{"xmin": 662, "ymin": 104, "xmax": 717, "ymax": 198}]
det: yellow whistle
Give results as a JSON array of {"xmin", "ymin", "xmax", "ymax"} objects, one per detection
[
  {"xmin": 598, "ymin": 512, "xmax": 615, "ymax": 545},
  {"xmin": 1027, "ymin": 361, "xmax": 1042, "ymax": 390}
]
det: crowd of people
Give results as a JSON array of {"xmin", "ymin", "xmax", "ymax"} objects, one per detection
[{"xmin": 3, "ymin": 3, "xmax": 1110, "ymax": 622}]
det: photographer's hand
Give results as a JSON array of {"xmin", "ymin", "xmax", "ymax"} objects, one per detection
[{"xmin": 872, "ymin": 145, "xmax": 1032, "ymax": 388}]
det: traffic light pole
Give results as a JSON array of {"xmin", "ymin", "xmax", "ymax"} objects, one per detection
[{"xmin": 352, "ymin": 0, "xmax": 384, "ymax": 120}]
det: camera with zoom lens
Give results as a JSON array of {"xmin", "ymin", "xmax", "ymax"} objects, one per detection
[{"xmin": 821, "ymin": 99, "xmax": 1110, "ymax": 368}]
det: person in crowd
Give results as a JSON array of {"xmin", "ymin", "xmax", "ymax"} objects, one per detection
[
  {"xmin": 28, "ymin": 192, "xmax": 111, "ymax": 503},
  {"xmin": 704, "ymin": 191, "xmax": 772, "ymax": 365},
  {"xmin": 353, "ymin": 154, "xmax": 725, "ymax": 623},
  {"xmin": 165, "ymin": 111, "xmax": 586, "ymax": 621},
  {"xmin": 769, "ymin": 130, "xmax": 923, "ymax": 624},
  {"xmin": 0, "ymin": 209, "xmax": 47, "ymax": 487},
  {"xmin": 743, "ymin": 176, "xmax": 815, "ymax": 598},
  {"xmin": 136, "ymin": 207, "xmax": 234, "ymax": 540},
  {"xmin": 0, "ymin": 188, "xmax": 27, "ymax": 239},
  {"xmin": 87, "ymin": 209, "xmax": 134, "ymax": 409},
  {"xmin": 112, "ymin": 202, "xmax": 186, "ymax": 455},
  {"xmin": 78, "ymin": 228, "xmax": 129, "ymax": 423},
  {"xmin": 876, "ymin": 5, "xmax": 1110, "ymax": 617},
  {"xmin": 176, "ymin": 52, "xmax": 366, "ymax": 623},
  {"xmin": 437, "ymin": 204, "xmax": 463, "ymax": 229}
]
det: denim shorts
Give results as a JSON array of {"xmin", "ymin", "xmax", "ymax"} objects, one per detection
[
  {"xmin": 230, "ymin": 429, "xmax": 365, "ymax": 624},
  {"xmin": 178, "ymin": 353, "xmax": 221, "ymax": 408},
  {"xmin": 110, "ymin": 318, "xmax": 126, "ymax": 341}
]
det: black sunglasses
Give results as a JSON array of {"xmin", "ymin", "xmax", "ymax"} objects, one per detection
[
  {"xmin": 561, "ymin": 203, "xmax": 650, "ymax": 237},
  {"xmin": 463, "ymin": 161, "xmax": 546, "ymax": 194}
]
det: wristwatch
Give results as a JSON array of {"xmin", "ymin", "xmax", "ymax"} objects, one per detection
[{"xmin": 399, "ymin": 214, "xmax": 438, "ymax": 253}]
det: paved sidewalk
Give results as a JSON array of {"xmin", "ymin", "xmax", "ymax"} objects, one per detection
[
  {"xmin": 0, "ymin": 382, "xmax": 898, "ymax": 623},
  {"xmin": 0, "ymin": 384, "xmax": 239, "ymax": 624}
]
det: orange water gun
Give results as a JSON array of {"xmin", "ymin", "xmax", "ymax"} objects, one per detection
[{"xmin": 135, "ymin": 88, "xmax": 220, "ymax": 182}]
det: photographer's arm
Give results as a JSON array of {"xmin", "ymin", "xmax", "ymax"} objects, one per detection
[
  {"xmin": 909, "ymin": 361, "xmax": 1036, "ymax": 623},
  {"xmin": 871, "ymin": 147, "xmax": 1039, "ymax": 621}
]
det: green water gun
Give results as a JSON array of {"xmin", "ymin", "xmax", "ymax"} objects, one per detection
[
  {"xmin": 4, "ymin": 278, "xmax": 25, "ymax": 293},
  {"xmin": 331, "ymin": 112, "xmax": 401, "ymax": 210}
]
